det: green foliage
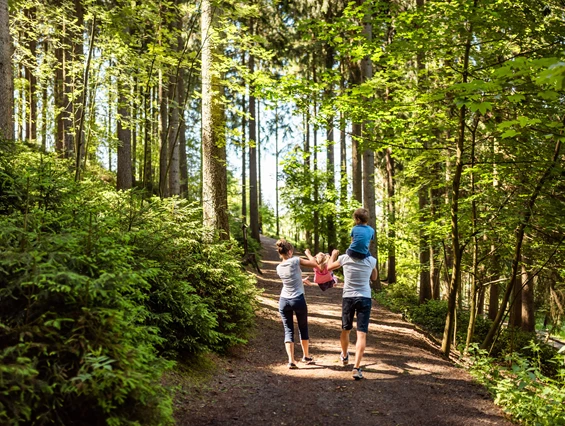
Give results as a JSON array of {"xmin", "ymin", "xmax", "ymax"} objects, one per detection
[
  {"xmin": 373, "ymin": 281, "xmax": 419, "ymax": 315},
  {"xmin": 469, "ymin": 344, "xmax": 565, "ymax": 426},
  {"xmin": 0, "ymin": 142, "xmax": 258, "ymax": 424}
]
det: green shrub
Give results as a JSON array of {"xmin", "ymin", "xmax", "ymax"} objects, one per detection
[
  {"xmin": 0, "ymin": 142, "xmax": 259, "ymax": 424},
  {"xmin": 469, "ymin": 344, "xmax": 565, "ymax": 425}
]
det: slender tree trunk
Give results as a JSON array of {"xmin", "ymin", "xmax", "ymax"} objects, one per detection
[
  {"xmin": 168, "ymin": 72, "xmax": 180, "ymax": 196},
  {"xmin": 241, "ymin": 59, "xmax": 247, "ymax": 221},
  {"xmin": 304, "ymin": 105, "xmax": 312, "ymax": 247},
  {"xmin": 178, "ymin": 72, "xmax": 188, "ymax": 198},
  {"xmin": 275, "ymin": 105, "xmax": 279, "ymax": 236},
  {"xmin": 26, "ymin": 7, "xmax": 37, "ymax": 142},
  {"xmin": 488, "ymin": 244, "xmax": 500, "ymax": 320},
  {"xmin": 54, "ymin": 38, "xmax": 64, "ymax": 153},
  {"xmin": 521, "ymin": 253, "xmax": 535, "ymax": 332},
  {"xmin": 117, "ymin": 79, "xmax": 132, "ymax": 190},
  {"xmin": 0, "ymin": 0, "xmax": 13, "ymax": 140},
  {"xmin": 326, "ymin": 47, "xmax": 337, "ymax": 252},
  {"xmin": 248, "ymin": 50, "xmax": 260, "ymax": 241},
  {"xmin": 132, "ymin": 79, "xmax": 137, "ymax": 186},
  {"xmin": 351, "ymin": 123, "xmax": 362, "ymax": 203},
  {"xmin": 313, "ymin": 67, "xmax": 319, "ymax": 254},
  {"xmin": 158, "ymin": 70, "xmax": 169, "ymax": 197},
  {"xmin": 441, "ymin": 4, "xmax": 477, "ymax": 354},
  {"xmin": 257, "ymin": 97, "xmax": 262, "ymax": 210},
  {"xmin": 385, "ymin": 148, "xmax": 396, "ymax": 284},
  {"xmin": 465, "ymin": 122, "xmax": 479, "ymax": 349},
  {"xmin": 143, "ymin": 87, "xmax": 152, "ymax": 192},
  {"xmin": 72, "ymin": 0, "xmax": 84, "ymax": 161},
  {"xmin": 419, "ymin": 183, "xmax": 431, "ymax": 302},
  {"xmin": 201, "ymin": 0, "xmax": 229, "ymax": 239}
]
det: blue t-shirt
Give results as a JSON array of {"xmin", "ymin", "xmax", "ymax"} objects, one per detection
[{"xmin": 349, "ymin": 224, "xmax": 374, "ymax": 255}]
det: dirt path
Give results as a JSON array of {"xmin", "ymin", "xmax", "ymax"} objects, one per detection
[{"xmin": 174, "ymin": 235, "xmax": 514, "ymax": 425}]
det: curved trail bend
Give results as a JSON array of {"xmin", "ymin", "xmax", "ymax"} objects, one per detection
[{"xmin": 175, "ymin": 235, "xmax": 513, "ymax": 426}]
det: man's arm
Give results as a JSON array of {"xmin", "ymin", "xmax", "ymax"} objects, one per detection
[{"xmin": 370, "ymin": 267, "xmax": 378, "ymax": 281}]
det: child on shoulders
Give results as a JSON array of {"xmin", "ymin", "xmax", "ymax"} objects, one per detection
[{"xmin": 347, "ymin": 208, "xmax": 375, "ymax": 259}]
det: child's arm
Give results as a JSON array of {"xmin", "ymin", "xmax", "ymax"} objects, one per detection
[
  {"xmin": 304, "ymin": 248, "xmax": 316, "ymax": 262},
  {"xmin": 300, "ymin": 250, "xmax": 318, "ymax": 269},
  {"xmin": 326, "ymin": 249, "xmax": 341, "ymax": 272}
]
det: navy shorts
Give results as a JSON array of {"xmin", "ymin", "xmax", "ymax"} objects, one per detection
[{"xmin": 342, "ymin": 297, "xmax": 372, "ymax": 333}]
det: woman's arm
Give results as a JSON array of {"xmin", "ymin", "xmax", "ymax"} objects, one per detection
[{"xmin": 370, "ymin": 267, "xmax": 378, "ymax": 281}]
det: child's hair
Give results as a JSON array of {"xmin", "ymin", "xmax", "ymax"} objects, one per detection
[
  {"xmin": 353, "ymin": 208, "xmax": 369, "ymax": 224},
  {"xmin": 276, "ymin": 239, "xmax": 294, "ymax": 257},
  {"xmin": 315, "ymin": 252, "xmax": 329, "ymax": 271}
]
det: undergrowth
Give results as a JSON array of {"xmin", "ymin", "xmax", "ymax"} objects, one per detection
[
  {"xmin": 375, "ymin": 283, "xmax": 564, "ymax": 425},
  {"xmin": 0, "ymin": 142, "xmax": 258, "ymax": 425}
]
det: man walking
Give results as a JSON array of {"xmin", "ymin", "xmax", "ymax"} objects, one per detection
[{"xmin": 328, "ymin": 249, "xmax": 378, "ymax": 380}]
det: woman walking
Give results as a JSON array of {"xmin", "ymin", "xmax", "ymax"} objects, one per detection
[{"xmin": 275, "ymin": 239, "xmax": 318, "ymax": 369}]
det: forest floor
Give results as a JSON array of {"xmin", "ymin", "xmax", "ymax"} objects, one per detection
[{"xmin": 171, "ymin": 235, "xmax": 515, "ymax": 426}]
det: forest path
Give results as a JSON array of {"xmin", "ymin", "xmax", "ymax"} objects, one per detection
[{"xmin": 174, "ymin": 235, "xmax": 514, "ymax": 426}]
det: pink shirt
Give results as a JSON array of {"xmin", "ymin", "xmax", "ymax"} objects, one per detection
[{"xmin": 314, "ymin": 266, "xmax": 333, "ymax": 284}]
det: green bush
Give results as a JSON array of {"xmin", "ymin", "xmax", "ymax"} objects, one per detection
[
  {"xmin": 0, "ymin": 142, "xmax": 259, "ymax": 424},
  {"xmin": 469, "ymin": 344, "xmax": 565, "ymax": 425}
]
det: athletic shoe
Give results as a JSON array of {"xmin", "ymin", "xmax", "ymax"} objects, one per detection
[
  {"xmin": 301, "ymin": 356, "xmax": 315, "ymax": 364},
  {"xmin": 352, "ymin": 367, "xmax": 363, "ymax": 380},
  {"xmin": 340, "ymin": 352, "xmax": 349, "ymax": 365},
  {"xmin": 288, "ymin": 362, "xmax": 298, "ymax": 369}
]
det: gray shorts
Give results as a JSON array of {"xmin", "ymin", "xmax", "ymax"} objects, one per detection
[{"xmin": 342, "ymin": 297, "xmax": 372, "ymax": 333}]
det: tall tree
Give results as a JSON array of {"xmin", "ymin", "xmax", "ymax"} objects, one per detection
[
  {"xmin": 201, "ymin": 0, "xmax": 229, "ymax": 239},
  {"xmin": 0, "ymin": 0, "xmax": 13, "ymax": 140},
  {"xmin": 248, "ymin": 43, "xmax": 260, "ymax": 242}
]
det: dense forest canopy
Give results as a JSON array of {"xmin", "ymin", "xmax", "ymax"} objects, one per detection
[{"xmin": 1, "ymin": 0, "xmax": 565, "ymax": 424}]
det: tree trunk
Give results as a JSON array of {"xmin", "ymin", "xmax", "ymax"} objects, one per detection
[
  {"xmin": 178, "ymin": 72, "xmax": 188, "ymax": 198},
  {"xmin": 201, "ymin": 0, "xmax": 229, "ymax": 239},
  {"xmin": 419, "ymin": 183, "xmax": 431, "ymax": 302},
  {"xmin": 521, "ymin": 253, "xmax": 535, "ymax": 332},
  {"xmin": 142, "ymin": 86, "xmax": 152, "ymax": 193},
  {"xmin": 168, "ymin": 72, "xmax": 180, "ymax": 196},
  {"xmin": 241, "ymin": 62, "xmax": 247, "ymax": 221},
  {"xmin": 248, "ymin": 50, "xmax": 260, "ymax": 242},
  {"xmin": 386, "ymin": 147, "xmax": 396, "ymax": 284},
  {"xmin": 117, "ymin": 79, "xmax": 132, "ymax": 190},
  {"xmin": 26, "ymin": 7, "xmax": 37, "ymax": 142},
  {"xmin": 158, "ymin": 70, "xmax": 169, "ymax": 197},
  {"xmin": 339, "ymin": 108, "xmax": 348, "ymax": 248},
  {"xmin": 0, "ymin": 0, "xmax": 13, "ymax": 140},
  {"xmin": 488, "ymin": 244, "xmax": 500, "ymax": 320}
]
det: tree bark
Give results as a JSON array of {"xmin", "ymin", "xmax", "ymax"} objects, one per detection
[
  {"xmin": 521, "ymin": 253, "xmax": 535, "ymax": 332},
  {"xmin": 201, "ymin": 0, "xmax": 229, "ymax": 239},
  {"xmin": 241, "ymin": 57, "xmax": 247, "ymax": 221},
  {"xmin": 0, "ymin": 0, "xmax": 13, "ymax": 140},
  {"xmin": 158, "ymin": 70, "xmax": 169, "ymax": 197},
  {"xmin": 248, "ymin": 48, "xmax": 260, "ymax": 242},
  {"xmin": 117, "ymin": 79, "xmax": 132, "ymax": 190},
  {"xmin": 168, "ymin": 72, "xmax": 180, "ymax": 196}
]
